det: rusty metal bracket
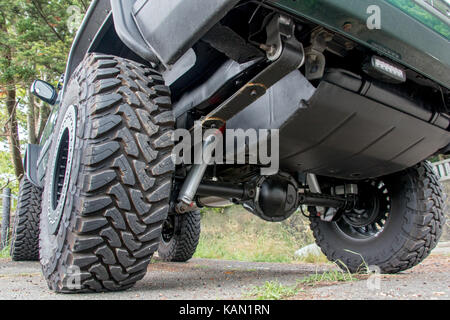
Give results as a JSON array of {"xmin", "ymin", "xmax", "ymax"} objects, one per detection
[
  {"xmin": 305, "ymin": 28, "xmax": 334, "ymax": 80},
  {"xmin": 202, "ymin": 14, "xmax": 305, "ymax": 127}
]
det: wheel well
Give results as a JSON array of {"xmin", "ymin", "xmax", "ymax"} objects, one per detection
[{"xmin": 88, "ymin": 15, "xmax": 150, "ymax": 67}]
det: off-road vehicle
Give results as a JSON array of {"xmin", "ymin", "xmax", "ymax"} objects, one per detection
[{"xmin": 12, "ymin": 0, "xmax": 449, "ymax": 292}]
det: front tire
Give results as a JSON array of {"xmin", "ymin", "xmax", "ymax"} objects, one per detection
[
  {"xmin": 310, "ymin": 161, "xmax": 445, "ymax": 274},
  {"xmin": 39, "ymin": 53, "xmax": 175, "ymax": 292},
  {"xmin": 10, "ymin": 176, "xmax": 42, "ymax": 261},
  {"xmin": 158, "ymin": 211, "xmax": 201, "ymax": 262}
]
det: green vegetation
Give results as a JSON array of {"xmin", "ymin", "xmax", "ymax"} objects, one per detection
[
  {"xmin": 296, "ymin": 251, "xmax": 330, "ymax": 264},
  {"xmin": 0, "ymin": 245, "xmax": 10, "ymax": 259},
  {"xmin": 300, "ymin": 269, "xmax": 355, "ymax": 286},
  {"xmin": 245, "ymin": 267, "xmax": 358, "ymax": 299},
  {"xmin": 0, "ymin": 0, "xmax": 92, "ymax": 195},
  {"xmin": 246, "ymin": 281, "xmax": 302, "ymax": 300},
  {"xmin": 300, "ymin": 254, "xmax": 368, "ymax": 286},
  {"xmin": 244, "ymin": 256, "xmax": 363, "ymax": 299},
  {"xmin": 194, "ymin": 206, "xmax": 326, "ymax": 263},
  {"xmin": 0, "ymin": 272, "xmax": 41, "ymax": 279}
]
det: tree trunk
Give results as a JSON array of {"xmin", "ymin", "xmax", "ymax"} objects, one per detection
[
  {"xmin": 1, "ymin": 17, "xmax": 24, "ymax": 180},
  {"xmin": 5, "ymin": 86, "xmax": 24, "ymax": 179},
  {"xmin": 28, "ymin": 89, "xmax": 38, "ymax": 144}
]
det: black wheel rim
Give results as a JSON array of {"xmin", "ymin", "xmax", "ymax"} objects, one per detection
[
  {"xmin": 335, "ymin": 180, "xmax": 391, "ymax": 240},
  {"xmin": 47, "ymin": 105, "xmax": 77, "ymax": 235},
  {"xmin": 52, "ymin": 128, "xmax": 69, "ymax": 211},
  {"xmin": 162, "ymin": 216, "xmax": 176, "ymax": 243}
]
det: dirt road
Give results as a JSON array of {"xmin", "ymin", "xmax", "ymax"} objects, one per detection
[{"xmin": 0, "ymin": 249, "xmax": 448, "ymax": 300}]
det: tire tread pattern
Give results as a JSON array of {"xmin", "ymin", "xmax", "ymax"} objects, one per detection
[
  {"xmin": 10, "ymin": 177, "xmax": 42, "ymax": 261},
  {"xmin": 41, "ymin": 54, "xmax": 175, "ymax": 293},
  {"xmin": 158, "ymin": 211, "xmax": 201, "ymax": 262},
  {"xmin": 310, "ymin": 161, "xmax": 446, "ymax": 273}
]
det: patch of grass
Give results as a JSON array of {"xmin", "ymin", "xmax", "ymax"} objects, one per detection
[
  {"xmin": 299, "ymin": 253, "xmax": 372, "ymax": 287},
  {"xmin": 246, "ymin": 281, "xmax": 302, "ymax": 300},
  {"xmin": 194, "ymin": 206, "xmax": 316, "ymax": 263},
  {"xmin": 300, "ymin": 264, "xmax": 355, "ymax": 286},
  {"xmin": 0, "ymin": 273, "xmax": 40, "ymax": 279},
  {"xmin": 343, "ymin": 249, "xmax": 371, "ymax": 273},
  {"xmin": 193, "ymin": 264, "xmax": 211, "ymax": 269},
  {"xmin": 296, "ymin": 251, "xmax": 330, "ymax": 264},
  {"xmin": 0, "ymin": 245, "xmax": 10, "ymax": 259}
]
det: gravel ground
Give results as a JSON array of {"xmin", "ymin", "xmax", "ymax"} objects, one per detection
[
  {"xmin": 294, "ymin": 253, "xmax": 449, "ymax": 300},
  {"xmin": 0, "ymin": 245, "xmax": 448, "ymax": 300}
]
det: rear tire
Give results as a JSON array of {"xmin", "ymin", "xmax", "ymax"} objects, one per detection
[
  {"xmin": 310, "ymin": 161, "xmax": 445, "ymax": 274},
  {"xmin": 158, "ymin": 211, "xmax": 201, "ymax": 262},
  {"xmin": 10, "ymin": 176, "xmax": 42, "ymax": 261},
  {"xmin": 39, "ymin": 53, "xmax": 175, "ymax": 292}
]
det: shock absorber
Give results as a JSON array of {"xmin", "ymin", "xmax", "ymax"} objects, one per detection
[{"xmin": 175, "ymin": 129, "xmax": 223, "ymax": 213}]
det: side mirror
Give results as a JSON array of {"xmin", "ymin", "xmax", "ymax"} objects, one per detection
[{"xmin": 31, "ymin": 80, "xmax": 57, "ymax": 105}]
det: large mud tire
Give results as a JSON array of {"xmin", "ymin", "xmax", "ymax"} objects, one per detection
[
  {"xmin": 158, "ymin": 211, "xmax": 201, "ymax": 262},
  {"xmin": 10, "ymin": 176, "xmax": 42, "ymax": 261},
  {"xmin": 39, "ymin": 53, "xmax": 175, "ymax": 292},
  {"xmin": 311, "ymin": 161, "xmax": 445, "ymax": 274}
]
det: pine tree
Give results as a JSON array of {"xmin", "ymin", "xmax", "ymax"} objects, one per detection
[{"xmin": 0, "ymin": 0, "xmax": 91, "ymax": 191}]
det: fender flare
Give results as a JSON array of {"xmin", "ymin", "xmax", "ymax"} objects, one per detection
[
  {"xmin": 64, "ymin": 0, "xmax": 240, "ymax": 84},
  {"xmin": 23, "ymin": 144, "xmax": 42, "ymax": 188},
  {"xmin": 110, "ymin": 0, "xmax": 159, "ymax": 64},
  {"xmin": 63, "ymin": 0, "xmax": 159, "ymax": 88},
  {"xmin": 63, "ymin": 0, "xmax": 112, "ymax": 85}
]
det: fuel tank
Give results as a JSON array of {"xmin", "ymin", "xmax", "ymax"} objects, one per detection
[{"xmin": 227, "ymin": 68, "xmax": 450, "ymax": 180}]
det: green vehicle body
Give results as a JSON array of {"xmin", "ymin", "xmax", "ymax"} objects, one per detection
[{"xmin": 271, "ymin": 0, "xmax": 449, "ymax": 88}]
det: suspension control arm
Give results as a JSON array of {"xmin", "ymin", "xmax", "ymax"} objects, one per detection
[{"xmin": 298, "ymin": 193, "xmax": 356, "ymax": 210}]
